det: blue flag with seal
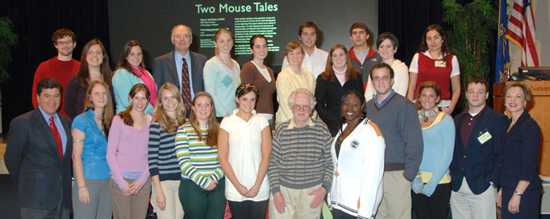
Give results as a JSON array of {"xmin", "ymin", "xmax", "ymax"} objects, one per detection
[{"xmin": 496, "ymin": 0, "xmax": 511, "ymax": 82}]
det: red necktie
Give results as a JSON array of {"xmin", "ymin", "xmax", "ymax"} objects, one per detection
[
  {"xmin": 181, "ymin": 58, "xmax": 192, "ymax": 111},
  {"xmin": 49, "ymin": 116, "xmax": 63, "ymax": 159}
]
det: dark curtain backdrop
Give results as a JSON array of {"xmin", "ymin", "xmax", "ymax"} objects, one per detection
[
  {"xmin": 0, "ymin": 0, "xmax": 109, "ymax": 133},
  {"xmin": 1, "ymin": 0, "xmax": 499, "ymax": 133},
  {"xmin": 378, "ymin": 0, "xmax": 497, "ymax": 111}
]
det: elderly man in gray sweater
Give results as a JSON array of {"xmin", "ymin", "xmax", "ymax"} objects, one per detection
[
  {"xmin": 366, "ymin": 63, "xmax": 423, "ymax": 219},
  {"xmin": 268, "ymin": 89, "xmax": 333, "ymax": 219}
]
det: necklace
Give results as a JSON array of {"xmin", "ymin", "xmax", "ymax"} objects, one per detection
[{"xmin": 419, "ymin": 109, "xmax": 438, "ymax": 122}]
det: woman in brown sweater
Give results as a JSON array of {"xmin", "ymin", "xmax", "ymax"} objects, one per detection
[{"xmin": 240, "ymin": 35, "xmax": 276, "ymax": 129}]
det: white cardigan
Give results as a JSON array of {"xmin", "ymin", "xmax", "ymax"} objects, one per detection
[{"xmin": 328, "ymin": 118, "xmax": 385, "ymax": 219}]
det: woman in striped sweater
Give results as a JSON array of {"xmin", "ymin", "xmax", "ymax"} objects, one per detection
[
  {"xmin": 148, "ymin": 83, "xmax": 187, "ymax": 219},
  {"xmin": 175, "ymin": 91, "xmax": 226, "ymax": 219}
]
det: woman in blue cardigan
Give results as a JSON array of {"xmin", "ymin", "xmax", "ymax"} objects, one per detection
[
  {"xmin": 113, "ymin": 40, "xmax": 156, "ymax": 114},
  {"xmin": 497, "ymin": 82, "xmax": 541, "ymax": 219},
  {"xmin": 411, "ymin": 81, "xmax": 455, "ymax": 219}
]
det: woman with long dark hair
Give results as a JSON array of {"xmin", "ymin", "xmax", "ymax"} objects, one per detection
[
  {"xmin": 64, "ymin": 39, "xmax": 113, "ymax": 119},
  {"xmin": 240, "ymin": 35, "xmax": 276, "ymax": 129},
  {"xmin": 113, "ymin": 40, "xmax": 156, "ymax": 114},
  {"xmin": 407, "ymin": 24, "xmax": 460, "ymax": 115},
  {"xmin": 315, "ymin": 44, "xmax": 363, "ymax": 136}
]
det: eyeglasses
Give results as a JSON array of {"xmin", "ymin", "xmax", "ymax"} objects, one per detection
[
  {"xmin": 56, "ymin": 40, "xmax": 73, "ymax": 45},
  {"xmin": 293, "ymin": 104, "xmax": 311, "ymax": 110},
  {"xmin": 373, "ymin": 76, "xmax": 391, "ymax": 82},
  {"xmin": 172, "ymin": 34, "xmax": 190, "ymax": 39}
]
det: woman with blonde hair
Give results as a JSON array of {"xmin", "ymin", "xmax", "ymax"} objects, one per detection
[
  {"xmin": 497, "ymin": 82, "xmax": 541, "ymax": 218},
  {"xmin": 275, "ymin": 41, "xmax": 316, "ymax": 126},
  {"xmin": 204, "ymin": 28, "xmax": 241, "ymax": 122},
  {"xmin": 148, "ymin": 83, "xmax": 187, "ymax": 218}
]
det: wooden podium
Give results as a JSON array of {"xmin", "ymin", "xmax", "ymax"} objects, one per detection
[{"xmin": 494, "ymin": 81, "xmax": 550, "ymax": 176}]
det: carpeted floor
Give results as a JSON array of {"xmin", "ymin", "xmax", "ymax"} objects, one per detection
[{"xmin": 0, "ymin": 174, "xmax": 19, "ymax": 219}]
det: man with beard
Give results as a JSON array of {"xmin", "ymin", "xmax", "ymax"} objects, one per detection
[{"xmin": 32, "ymin": 28, "xmax": 80, "ymax": 118}]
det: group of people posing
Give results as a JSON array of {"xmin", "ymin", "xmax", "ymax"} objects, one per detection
[{"xmin": 5, "ymin": 20, "xmax": 542, "ymax": 219}]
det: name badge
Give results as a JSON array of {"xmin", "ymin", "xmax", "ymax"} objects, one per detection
[
  {"xmin": 478, "ymin": 131, "xmax": 492, "ymax": 144},
  {"xmin": 435, "ymin": 60, "xmax": 446, "ymax": 67}
]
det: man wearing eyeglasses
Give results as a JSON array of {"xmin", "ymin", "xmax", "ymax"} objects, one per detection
[
  {"xmin": 268, "ymin": 89, "xmax": 333, "ymax": 219},
  {"xmin": 153, "ymin": 24, "xmax": 207, "ymax": 112},
  {"xmin": 365, "ymin": 63, "xmax": 423, "ymax": 219},
  {"xmin": 31, "ymin": 28, "xmax": 80, "ymax": 118}
]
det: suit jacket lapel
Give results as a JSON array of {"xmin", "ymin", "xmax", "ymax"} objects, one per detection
[
  {"xmin": 168, "ymin": 51, "xmax": 179, "ymax": 89},
  {"xmin": 504, "ymin": 111, "xmax": 528, "ymax": 139},
  {"xmin": 32, "ymin": 109, "xmax": 61, "ymax": 159},
  {"xmin": 59, "ymin": 115, "xmax": 72, "ymax": 161}
]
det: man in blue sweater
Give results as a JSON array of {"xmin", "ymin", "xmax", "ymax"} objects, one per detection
[{"xmin": 365, "ymin": 63, "xmax": 423, "ymax": 219}]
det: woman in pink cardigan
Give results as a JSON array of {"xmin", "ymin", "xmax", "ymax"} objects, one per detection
[{"xmin": 107, "ymin": 83, "xmax": 153, "ymax": 219}]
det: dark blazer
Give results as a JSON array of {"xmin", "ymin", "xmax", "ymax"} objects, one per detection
[
  {"xmin": 315, "ymin": 72, "xmax": 364, "ymax": 136},
  {"xmin": 500, "ymin": 111, "xmax": 541, "ymax": 190},
  {"xmin": 153, "ymin": 50, "xmax": 207, "ymax": 94},
  {"xmin": 450, "ymin": 106, "xmax": 507, "ymax": 194},
  {"xmin": 5, "ymin": 109, "xmax": 73, "ymax": 209}
]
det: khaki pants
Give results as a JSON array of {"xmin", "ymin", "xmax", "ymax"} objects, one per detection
[
  {"xmin": 109, "ymin": 177, "xmax": 151, "ymax": 219},
  {"xmin": 376, "ymin": 170, "xmax": 412, "ymax": 219},
  {"xmin": 450, "ymin": 177, "xmax": 496, "ymax": 219},
  {"xmin": 269, "ymin": 184, "xmax": 323, "ymax": 219},
  {"xmin": 152, "ymin": 180, "xmax": 184, "ymax": 219}
]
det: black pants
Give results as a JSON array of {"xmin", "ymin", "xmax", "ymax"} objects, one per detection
[
  {"xmin": 411, "ymin": 183, "xmax": 451, "ymax": 219},
  {"xmin": 331, "ymin": 208, "xmax": 356, "ymax": 219},
  {"xmin": 227, "ymin": 200, "xmax": 268, "ymax": 219}
]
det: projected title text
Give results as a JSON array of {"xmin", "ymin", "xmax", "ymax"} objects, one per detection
[{"xmin": 195, "ymin": 2, "xmax": 278, "ymax": 14}]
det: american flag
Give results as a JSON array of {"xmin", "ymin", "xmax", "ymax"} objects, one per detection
[{"xmin": 506, "ymin": 0, "xmax": 539, "ymax": 67}]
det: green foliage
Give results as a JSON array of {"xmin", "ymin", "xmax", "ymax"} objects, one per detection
[
  {"xmin": 0, "ymin": 17, "xmax": 19, "ymax": 83},
  {"xmin": 442, "ymin": 0, "xmax": 497, "ymax": 108}
]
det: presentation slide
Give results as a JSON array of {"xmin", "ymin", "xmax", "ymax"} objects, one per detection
[{"xmin": 109, "ymin": 0, "xmax": 377, "ymax": 68}]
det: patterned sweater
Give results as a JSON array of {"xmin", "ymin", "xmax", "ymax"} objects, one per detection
[
  {"xmin": 268, "ymin": 118, "xmax": 333, "ymax": 194},
  {"xmin": 148, "ymin": 121, "xmax": 181, "ymax": 181},
  {"xmin": 174, "ymin": 123, "xmax": 224, "ymax": 187}
]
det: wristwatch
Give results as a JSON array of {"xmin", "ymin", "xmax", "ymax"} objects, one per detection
[{"xmin": 514, "ymin": 190, "xmax": 523, "ymax": 196}]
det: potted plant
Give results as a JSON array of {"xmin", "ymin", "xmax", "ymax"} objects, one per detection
[
  {"xmin": 442, "ymin": 0, "xmax": 497, "ymax": 108},
  {"xmin": 0, "ymin": 16, "xmax": 19, "ymax": 133}
]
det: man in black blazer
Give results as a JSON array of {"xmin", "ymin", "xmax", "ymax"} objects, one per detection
[
  {"xmin": 449, "ymin": 77, "xmax": 507, "ymax": 219},
  {"xmin": 5, "ymin": 78, "xmax": 73, "ymax": 219},
  {"xmin": 153, "ymin": 24, "xmax": 207, "ymax": 111}
]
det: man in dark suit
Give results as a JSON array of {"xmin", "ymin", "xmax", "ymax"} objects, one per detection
[
  {"xmin": 449, "ymin": 77, "xmax": 507, "ymax": 219},
  {"xmin": 153, "ymin": 24, "xmax": 207, "ymax": 112},
  {"xmin": 5, "ymin": 78, "xmax": 73, "ymax": 219}
]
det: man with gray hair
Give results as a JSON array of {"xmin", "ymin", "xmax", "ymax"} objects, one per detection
[
  {"xmin": 268, "ymin": 89, "xmax": 333, "ymax": 219},
  {"xmin": 153, "ymin": 24, "xmax": 207, "ymax": 112}
]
